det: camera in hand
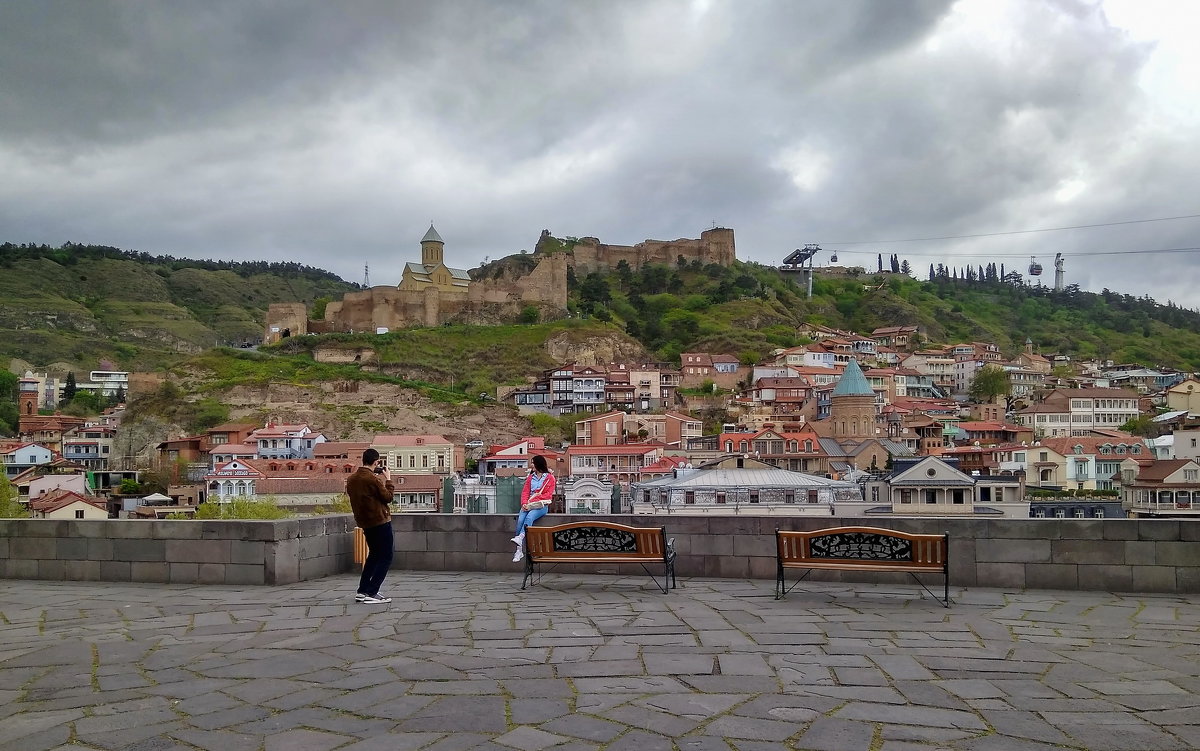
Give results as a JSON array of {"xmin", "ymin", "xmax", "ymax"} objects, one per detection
[{"xmin": 373, "ymin": 465, "xmax": 385, "ymax": 474}]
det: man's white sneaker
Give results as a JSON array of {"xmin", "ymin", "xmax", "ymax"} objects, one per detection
[
  {"xmin": 512, "ymin": 549, "xmax": 524, "ymax": 562},
  {"xmin": 510, "ymin": 535, "xmax": 524, "ymax": 545},
  {"xmin": 360, "ymin": 595, "xmax": 392, "ymax": 604},
  {"xmin": 354, "ymin": 593, "xmax": 367, "ymax": 602}
]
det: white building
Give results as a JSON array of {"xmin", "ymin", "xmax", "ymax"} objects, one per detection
[{"xmin": 631, "ymin": 467, "xmax": 864, "ymax": 516}]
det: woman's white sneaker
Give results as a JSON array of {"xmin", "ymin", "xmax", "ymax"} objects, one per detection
[{"xmin": 512, "ymin": 549, "xmax": 524, "ymax": 562}]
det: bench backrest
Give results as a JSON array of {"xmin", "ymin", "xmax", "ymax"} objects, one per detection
[
  {"xmin": 777, "ymin": 526, "xmax": 947, "ymax": 570},
  {"xmin": 526, "ymin": 521, "xmax": 669, "ymax": 561}
]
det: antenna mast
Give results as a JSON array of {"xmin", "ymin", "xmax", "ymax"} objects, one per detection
[{"xmin": 363, "ymin": 264, "xmax": 371, "ymax": 288}]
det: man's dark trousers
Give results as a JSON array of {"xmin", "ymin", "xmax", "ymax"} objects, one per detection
[{"xmin": 359, "ymin": 521, "xmax": 394, "ymax": 597}]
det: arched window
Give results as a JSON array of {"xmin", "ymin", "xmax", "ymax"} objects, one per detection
[
  {"xmin": 305, "ymin": 463, "xmax": 314, "ymax": 471},
  {"xmin": 1115, "ymin": 445, "xmax": 1126, "ymax": 455},
  {"xmin": 1131, "ymin": 445, "xmax": 1141, "ymax": 455},
  {"xmin": 286, "ymin": 463, "xmax": 296, "ymax": 470},
  {"xmin": 1074, "ymin": 445, "xmax": 1083, "ymax": 455},
  {"xmin": 325, "ymin": 465, "xmax": 334, "ymax": 473},
  {"xmin": 343, "ymin": 464, "xmax": 353, "ymax": 473},
  {"xmin": 269, "ymin": 463, "xmax": 279, "ymax": 471}
]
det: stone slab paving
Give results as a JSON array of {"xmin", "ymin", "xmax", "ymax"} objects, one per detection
[{"xmin": 1, "ymin": 573, "xmax": 1198, "ymax": 751}]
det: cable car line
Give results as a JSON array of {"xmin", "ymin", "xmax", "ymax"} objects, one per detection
[{"xmin": 824, "ymin": 213, "xmax": 1200, "ymax": 245}]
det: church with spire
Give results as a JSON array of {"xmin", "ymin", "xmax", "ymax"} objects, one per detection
[{"xmin": 397, "ymin": 224, "xmax": 472, "ymax": 294}]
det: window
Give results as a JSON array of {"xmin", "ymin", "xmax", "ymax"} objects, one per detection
[
  {"xmin": 422, "ymin": 455, "xmax": 428, "ymax": 468},
  {"xmin": 808, "ymin": 490, "xmax": 820, "ymax": 504},
  {"xmin": 749, "ymin": 490, "xmax": 759, "ymax": 504},
  {"xmin": 1034, "ymin": 508, "xmax": 1046, "ymax": 518},
  {"xmin": 684, "ymin": 491, "xmax": 695, "ymax": 505},
  {"xmin": 1074, "ymin": 509, "xmax": 1085, "ymax": 518},
  {"xmin": 1055, "ymin": 508, "xmax": 1065, "ymax": 518},
  {"xmin": 952, "ymin": 489, "xmax": 965, "ymax": 504},
  {"xmin": 784, "ymin": 491, "xmax": 795, "ymax": 504},
  {"xmin": 1014, "ymin": 453, "xmax": 1025, "ymax": 462},
  {"xmin": 1040, "ymin": 452, "xmax": 1048, "ymax": 462},
  {"xmin": 900, "ymin": 490, "xmax": 912, "ymax": 504},
  {"xmin": 409, "ymin": 455, "xmax": 416, "ymax": 468},
  {"xmin": 75, "ymin": 509, "xmax": 85, "ymax": 519},
  {"xmin": 925, "ymin": 490, "xmax": 937, "ymax": 504},
  {"xmin": 715, "ymin": 492, "xmax": 726, "ymax": 504},
  {"xmin": 1093, "ymin": 509, "xmax": 1105, "ymax": 518}
]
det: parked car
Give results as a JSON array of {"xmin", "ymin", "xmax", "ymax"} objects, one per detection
[{"xmin": 465, "ymin": 440, "xmax": 485, "ymax": 449}]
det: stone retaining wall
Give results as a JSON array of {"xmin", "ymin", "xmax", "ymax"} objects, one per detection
[
  {"xmin": 2, "ymin": 514, "xmax": 1197, "ymax": 593},
  {"xmin": 0, "ymin": 516, "xmax": 354, "ymax": 585},
  {"xmin": 385, "ymin": 514, "xmax": 1200, "ymax": 594}
]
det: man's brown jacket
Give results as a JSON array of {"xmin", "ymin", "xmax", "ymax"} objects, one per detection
[{"xmin": 346, "ymin": 466, "xmax": 394, "ymax": 529}]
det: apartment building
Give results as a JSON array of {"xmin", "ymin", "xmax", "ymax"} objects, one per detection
[
  {"xmin": 372, "ymin": 434, "xmax": 460, "ymax": 475},
  {"xmin": 1015, "ymin": 387, "xmax": 1141, "ymax": 437},
  {"xmin": 62, "ymin": 425, "xmax": 116, "ymax": 470}
]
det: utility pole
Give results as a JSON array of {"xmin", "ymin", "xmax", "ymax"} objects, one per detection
[{"xmin": 362, "ymin": 264, "xmax": 371, "ymax": 288}]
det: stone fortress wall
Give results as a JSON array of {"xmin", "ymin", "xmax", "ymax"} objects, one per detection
[
  {"xmin": 265, "ymin": 227, "xmax": 735, "ymax": 343},
  {"xmin": 569, "ymin": 227, "xmax": 735, "ymax": 276}
]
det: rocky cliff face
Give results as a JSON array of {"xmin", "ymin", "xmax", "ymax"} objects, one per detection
[
  {"xmin": 543, "ymin": 331, "xmax": 650, "ymax": 367},
  {"xmin": 218, "ymin": 381, "xmax": 533, "ymax": 444}
]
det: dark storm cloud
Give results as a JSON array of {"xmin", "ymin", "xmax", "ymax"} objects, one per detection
[{"xmin": 1, "ymin": 0, "xmax": 1195, "ymax": 308}]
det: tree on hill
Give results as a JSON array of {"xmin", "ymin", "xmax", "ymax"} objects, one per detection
[
  {"xmin": 0, "ymin": 474, "xmax": 26, "ymax": 518},
  {"xmin": 968, "ymin": 365, "xmax": 1011, "ymax": 404},
  {"xmin": 0, "ymin": 370, "xmax": 17, "ymax": 435},
  {"xmin": 63, "ymin": 372, "xmax": 77, "ymax": 403}
]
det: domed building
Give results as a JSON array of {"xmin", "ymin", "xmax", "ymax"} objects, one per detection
[{"xmin": 829, "ymin": 359, "xmax": 878, "ymax": 440}]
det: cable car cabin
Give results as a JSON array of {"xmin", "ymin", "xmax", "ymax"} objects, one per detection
[
  {"xmin": 830, "ymin": 252, "xmax": 838, "ymax": 262},
  {"xmin": 1028, "ymin": 261, "xmax": 1043, "ymax": 276}
]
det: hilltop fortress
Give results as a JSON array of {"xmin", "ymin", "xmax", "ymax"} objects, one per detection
[{"xmin": 265, "ymin": 225, "xmax": 735, "ymax": 342}]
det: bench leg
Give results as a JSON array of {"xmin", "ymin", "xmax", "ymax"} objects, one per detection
[
  {"xmin": 521, "ymin": 556, "xmax": 533, "ymax": 590},
  {"xmin": 639, "ymin": 564, "xmax": 670, "ymax": 594},
  {"xmin": 906, "ymin": 572, "xmax": 951, "ymax": 607},
  {"xmin": 776, "ymin": 568, "xmax": 812, "ymax": 600}
]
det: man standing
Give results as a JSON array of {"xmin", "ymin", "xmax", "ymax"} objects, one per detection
[{"xmin": 347, "ymin": 448, "xmax": 395, "ymax": 604}]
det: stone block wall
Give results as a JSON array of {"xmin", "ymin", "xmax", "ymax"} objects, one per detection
[
  {"xmin": 2, "ymin": 514, "xmax": 1197, "ymax": 593},
  {"xmin": 0, "ymin": 515, "xmax": 355, "ymax": 585},
  {"xmin": 384, "ymin": 514, "xmax": 1200, "ymax": 594}
]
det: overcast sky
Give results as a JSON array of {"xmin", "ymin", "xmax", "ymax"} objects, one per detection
[{"xmin": 2, "ymin": 0, "xmax": 1198, "ymax": 308}]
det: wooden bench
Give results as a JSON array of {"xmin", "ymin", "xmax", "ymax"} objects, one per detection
[
  {"xmin": 776, "ymin": 526, "xmax": 950, "ymax": 607},
  {"xmin": 522, "ymin": 521, "xmax": 677, "ymax": 593}
]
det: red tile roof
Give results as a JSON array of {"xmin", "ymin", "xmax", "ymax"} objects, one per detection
[{"xmin": 30, "ymin": 489, "xmax": 107, "ymax": 514}]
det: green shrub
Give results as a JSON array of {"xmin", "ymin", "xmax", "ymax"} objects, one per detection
[{"xmin": 194, "ymin": 496, "xmax": 290, "ymax": 520}]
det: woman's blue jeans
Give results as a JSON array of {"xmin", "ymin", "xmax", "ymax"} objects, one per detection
[{"xmin": 515, "ymin": 505, "xmax": 547, "ymax": 536}]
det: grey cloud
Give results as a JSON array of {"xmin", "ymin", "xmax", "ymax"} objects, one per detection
[{"xmin": 0, "ymin": 0, "xmax": 1196, "ymax": 310}]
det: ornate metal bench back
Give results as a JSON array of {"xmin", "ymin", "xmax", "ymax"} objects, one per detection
[{"xmin": 779, "ymin": 527, "xmax": 947, "ymax": 567}]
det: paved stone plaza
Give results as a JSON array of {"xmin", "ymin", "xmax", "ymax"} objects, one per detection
[{"xmin": 1, "ymin": 573, "xmax": 1199, "ymax": 751}]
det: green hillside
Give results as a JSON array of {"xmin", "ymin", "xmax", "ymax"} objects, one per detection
[
  {"xmin": 4, "ymin": 239, "xmax": 1198, "ymax": 385},
  {"xmin": 563, "ymin": 256, "xmax": 1200, "ymax": 370},
  {"xmin": 0, "ymin": 243, "xmax": 354, "ymax": 369}
]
